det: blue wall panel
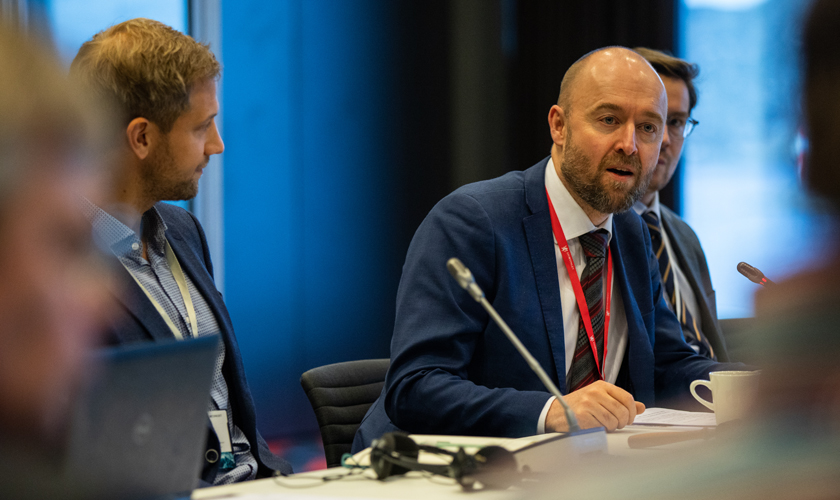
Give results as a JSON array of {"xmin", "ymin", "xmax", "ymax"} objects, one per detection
[{"xmin": 222, "ymin": 0, "xmax": 397, "ymax": 437}]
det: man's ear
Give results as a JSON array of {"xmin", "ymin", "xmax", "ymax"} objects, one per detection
[
  {"xmin": 548, "ymin": 105, "xmax": 568, "ymax": 149},
  {"xmin": 125, "ymin": 117, "xmax": 154, "ymax": 160}
]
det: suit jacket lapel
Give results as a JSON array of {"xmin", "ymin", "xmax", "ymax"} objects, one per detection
[
  {"xmin": 660, "ymin": 208, "xmax": 728, "ymax": 360},
  {"xmin": 610, "ymin": 215, "xmax": 656, "ymax": 401},
  {"xmin": 164, "ymin": 225, "xmax": 233, "ymax": 335},
  {"xmin": 105, "ymin": 224, "xmax": 230, "ymax": 342},
  {"xmin": 108, "ymin": 260, "xmax": 178, "ymax": 342},
  {"xmin": 610, "ymin": 221, "xmax": 652, "ymax": 340},
  {"xmin": 522, "ymin": 159, "xmax": 568, "ymax": 388},
  {"xmin": 660, "ymin": 211, "xmax": 701, "ymax": 292}
]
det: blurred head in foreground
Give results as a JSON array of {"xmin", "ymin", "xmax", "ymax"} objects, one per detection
[
  {"xmin": 749, "ymin": 0, "xmax": 840, "ymax": 429},
  {"xmin": 804, "ymin": 0, "xmax": 840, "ymax": 211},
  {"xmin": 0, "ymin": 23, "xmax": 113, "ymax": 445}
]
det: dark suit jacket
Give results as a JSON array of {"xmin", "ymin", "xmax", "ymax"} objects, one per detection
[
  {"xmin": 102, "ymin": 202, "xmax": 292, "ymax": 481},
  {"xmin": 659, "ymin": 205, "xmax": 730, "ymax": 361},
  {"xmin": 353, "ymin": 158, "xmax": 736, "ymax": 451}
]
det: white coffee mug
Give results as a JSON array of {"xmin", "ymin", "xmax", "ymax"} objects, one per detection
[{"xmin": 690, "ymin": 370, "xmax": 761, "ymax": 425}]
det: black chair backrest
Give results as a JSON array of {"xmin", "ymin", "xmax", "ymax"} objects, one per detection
[{"xmin": 300, "ymin": 359, "xmax": 390, "ymax": 468}]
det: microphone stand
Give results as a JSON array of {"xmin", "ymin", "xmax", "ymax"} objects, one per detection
[{"xmin": 446, "ymin": 257, "xmax": 608, "ymax": 466}]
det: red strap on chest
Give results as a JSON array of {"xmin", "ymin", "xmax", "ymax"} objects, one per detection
[{"xmin": 546, "ymin": 188, "xmax": 612, "ymax": 379}]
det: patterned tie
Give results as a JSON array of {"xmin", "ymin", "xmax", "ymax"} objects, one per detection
[
  {"xmin": 567, "ymin": 229, "xmax": 609, "ymax": 393},
  {"xmin": 642, "ymin": 211, "xmax": 716, "ymax": 360}
]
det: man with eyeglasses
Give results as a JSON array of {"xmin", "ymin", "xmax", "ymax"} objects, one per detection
[{"xmin": 633, "ymin": 48, "xmax": 729, "ymax": 362}]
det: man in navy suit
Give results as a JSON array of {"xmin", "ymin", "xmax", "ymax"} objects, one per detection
[
  {"xmin": 632, "ymin": 48, "xmax": 729, "ymax": 361},
  {"xmin": 70, "ymin": 19, "xmax": 292, "ymax": 484},
  {"xmin": 354, "ymin": 47, "xmax": 738, "ymax": 451}
]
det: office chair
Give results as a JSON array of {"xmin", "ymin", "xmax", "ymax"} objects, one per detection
[{"xmin": 300, "ymin": 359, "xmax": 390, "ymax": 467}]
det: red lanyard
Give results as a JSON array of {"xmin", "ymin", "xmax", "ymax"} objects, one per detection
[{"xmin": 546, "ymin": 188, "xmax": 612, "ymax": 380}]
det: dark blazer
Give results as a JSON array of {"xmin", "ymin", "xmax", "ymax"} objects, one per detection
[
  {"xmin": 102, "ymin": 202, "xmax": 292, "ymax": 482},
  {"xmin": 353, "ymin": 158, "xmax": 737, "ymax": 451},
  {"xmin": 659, "ymin": 205, "xmax": 730, "ymax": 361}
]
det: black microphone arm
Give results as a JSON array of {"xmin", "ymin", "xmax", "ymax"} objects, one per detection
[
  {"xmin": 737, "ymin": 262, "xmax": 774, "ymax": 286},
  {"xmin": 446, "ymin": 257, "xmax": 582, "ymax": 433}
]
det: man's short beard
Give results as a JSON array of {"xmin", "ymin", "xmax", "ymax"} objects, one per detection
[
  {"xmin": 560, "ymin": 133, "xmax": 652, "ymax": 215},
  {"xmin": 143, "ymin": 137, "xmax": 200, "ymax": 202}
]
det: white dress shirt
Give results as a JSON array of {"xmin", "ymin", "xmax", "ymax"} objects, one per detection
[
  {"xmin": 632, "ymin": 192, "xmax": 702, "ymax": 348},
  {"xmin": 537, "ymin": 159, "xmax": 629, "ymax": 433}
]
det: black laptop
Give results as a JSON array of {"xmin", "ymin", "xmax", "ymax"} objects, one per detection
[{"xmin": 62, "ymin": 335, "xmax": 219, "ymax": 499}]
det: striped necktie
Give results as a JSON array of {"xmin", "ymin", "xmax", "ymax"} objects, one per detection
[
  {"xmin": 567, "ymin": 229, "xmax": 609, "ymax": 393},
  {"xmin": 642, "ymin": 211, "xmax": 716, "ymax": 360}
]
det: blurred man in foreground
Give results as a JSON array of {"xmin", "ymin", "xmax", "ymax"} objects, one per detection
[
  {"xmin": 632, "ymin": 48, "xmax": 729, "ymax": 361},
  {"xmin": 0, "ymin": 22, "xmax": 114, "ymax": 498},
  {"xmin": 751, "ymin": 0, "xmax": 840, "ymax": 455},
  {"xmin": 355, "ymin": 47, "xmax": 740, "ymax": 451},
  {"xmin": 70, "ymin": 18, "xmax": 292, "ymax": 484}
]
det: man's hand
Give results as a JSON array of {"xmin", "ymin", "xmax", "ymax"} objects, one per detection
[{"xmin": 545, "ymin": 381, "xmax": 645, "ymax": 432}]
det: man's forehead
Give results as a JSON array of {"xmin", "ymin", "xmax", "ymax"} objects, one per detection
[
  {"xmin": 183, "ymin": 79, "xmax": 219, "ymax": 119},
  {"xmin": 588, "ymin": 100, "xmax": 665, "ymax": 120},
  {"xmin": 571, "ymin": 52, "xmax": 666, "ymax": 116},
  {"xmin": 575, "ymin": 81, "xmax": 666, "ymax": 118},
  {"xmin": 584, "ymin": 54, "xmax": 662, "ymax": 91},
  {"xmin": 580, "ymin": 48, "xmax": 651, "ymax": 77},
  {"xmin": 661, "ymin": 76, "xmax": 691, "ymax": 115}
]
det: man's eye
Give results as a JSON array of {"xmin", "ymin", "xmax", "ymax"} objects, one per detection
[
  {"xmin": 641, "ymin": 123, "xmax": 656, "ymax": 133},
  {"xmin": 603, "ymin": 117, "xmax": 616, "ymax": 125},
  {"xmin": 668, "ymin": 117, "xmax": 686, "ymax": 128}
]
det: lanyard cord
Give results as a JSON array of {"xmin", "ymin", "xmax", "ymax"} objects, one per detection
[
  {"xmin": 122, "ymin": 239, "xmax": 198, "ymax": 341},
  {"xmin": 546, "ymin": 188, "xmax": 612, "ymax": 379}
]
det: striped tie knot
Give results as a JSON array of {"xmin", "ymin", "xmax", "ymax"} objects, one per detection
[
  {"xmin": 642, "ymin": 211, "xmax": 661, "ymax": 234},
  {"xmin": 579, "ymin": 229, "xmax": 608, "ymax": 259}
]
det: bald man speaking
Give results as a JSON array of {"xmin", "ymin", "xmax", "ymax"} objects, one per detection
[{"xmin": 354, "ymin": 47, "xmax": 736, "ymax": 449}]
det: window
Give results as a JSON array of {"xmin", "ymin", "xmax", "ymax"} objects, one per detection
[
  {"xmin": 679, "ymin": 0, "xmax": 825, "ymax": 317},
  {"xmin": 45, "ymin": 0, "xmax": 186, "ymax": 63}
]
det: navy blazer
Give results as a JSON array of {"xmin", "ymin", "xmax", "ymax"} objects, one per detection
[
  {"xmin": 102, "ymin": 202, "xmax": 292, "ymax": 482},
  {"xmin": 353, "ymin": 158, "xmax": 733, "ymax": 451}
]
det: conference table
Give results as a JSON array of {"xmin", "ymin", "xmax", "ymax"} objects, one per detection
[{"xmin": 191, "ymin": 418, "xmax": 714, "ymax": 500}]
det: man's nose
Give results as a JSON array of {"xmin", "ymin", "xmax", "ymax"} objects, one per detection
[
  {"xmin": 615, "ymin": 124, "xmax": 638, "ymax": 156},
  {"xmin": 206, "ymin": 121, "xmax": 224, "ymax": 156}
]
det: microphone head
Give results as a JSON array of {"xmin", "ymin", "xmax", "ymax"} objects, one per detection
[
  {"xmin": 447, "ymin": 258, "xmax": 486, "ymax": 301},
  {"xmin": 447, "ymin": 258, "xmax": 475, "ymax": 290},
  {"xmin": 737, "ymin": 262, "xmax": 765, "ymax": 285}
]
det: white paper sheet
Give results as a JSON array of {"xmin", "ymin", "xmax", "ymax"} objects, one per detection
[{"xmin": 631, "ymin": 407, "xmax": 716, "ymax": 426}]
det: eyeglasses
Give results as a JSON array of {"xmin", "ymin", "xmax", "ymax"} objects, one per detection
[{"xmin": 667, "ymin": 116, "xmax": 700, "ymax": 139}]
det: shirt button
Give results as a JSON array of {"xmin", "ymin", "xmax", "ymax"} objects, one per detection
[{"xmin": 131, "ymin": 242, "xmax": 140, "ymax": 251}]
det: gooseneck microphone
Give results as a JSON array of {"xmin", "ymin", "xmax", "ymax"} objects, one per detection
[
  {"xmin": 737, "ymin": 262, "xmax": 774, "ymax": 286},
  {"xmin": 446, "ymin": 257, "xmax": 582, "ymax": 433}
]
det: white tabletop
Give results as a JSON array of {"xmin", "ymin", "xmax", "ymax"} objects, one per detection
[{"xmin": 191, "ymin": 424, "xmax": 709, "ymax": 499}]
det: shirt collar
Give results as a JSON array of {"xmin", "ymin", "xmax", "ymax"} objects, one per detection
[
  {"xmin": 632, "ymin": 191, "xmax": 662, "ymax": 220},
  {"xmin": 81, "ymin": 199, "xmax": 168, "ymax": 258},
  {"xmin": 544, "ymin": 157, "xmax": 614, "ymax": 243},
  {"xmin": 141, "ymin": 208, "xmax": 168, "ymax": 254}
]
